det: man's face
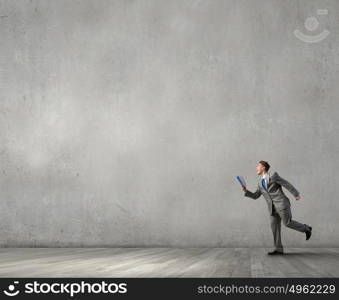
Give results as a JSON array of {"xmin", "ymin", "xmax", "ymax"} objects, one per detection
[{"xmin": 256, "ymin": 163, "xmax": 266, "ymax": 175}]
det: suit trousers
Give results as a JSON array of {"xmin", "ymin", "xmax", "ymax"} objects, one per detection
[{"xmin": 270, "ymin": 204, "xmax": 310, "ymax": 251}]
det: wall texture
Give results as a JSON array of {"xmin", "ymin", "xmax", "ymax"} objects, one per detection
[{"xmin": 0, "ymin": 0, "xmax": 338, "ymax": 247}]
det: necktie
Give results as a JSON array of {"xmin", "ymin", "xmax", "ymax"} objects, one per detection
[{"xmin": 261, "ymin": 178, "xmax": 267, "ymax": 191}]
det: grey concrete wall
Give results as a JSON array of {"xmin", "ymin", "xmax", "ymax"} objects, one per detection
[{"xmin": 0, "ymin": 0, "xmax": 338, "ymax": 247}]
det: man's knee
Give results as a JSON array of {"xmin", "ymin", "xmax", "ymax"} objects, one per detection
[
  {"xmin": 279, "ymin": 208, "xmax": 292, "ymax": 227},
  {"xmin": 282, "ymin": 217, "xmax": 292, "ymax": 227},
  {"xmin": 270, "ymin": 217, "xmax": 280, "ymax": 229}
]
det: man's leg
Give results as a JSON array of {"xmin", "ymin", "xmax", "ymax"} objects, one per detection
[
  {"xmin": 270, "ymin": 206, "xmax": 283, "ymax": 252},
  {"xmin": 279, "ymin": 206, "xmax": 311, "ymax": 233}
]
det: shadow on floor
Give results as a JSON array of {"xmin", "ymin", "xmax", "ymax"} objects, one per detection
[{"xmin": 282, "ymin": 251, "xmax": 339, "ymax": 257}]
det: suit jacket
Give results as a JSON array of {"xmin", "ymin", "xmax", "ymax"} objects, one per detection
[{"xmin": 244, "ymin": 171, "xmax": 300, "ymax": 215}]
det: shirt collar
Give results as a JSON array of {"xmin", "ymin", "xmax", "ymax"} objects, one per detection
[{"xmin": 262, "ymin": 171, "xmax": 270, "ymax": 180}]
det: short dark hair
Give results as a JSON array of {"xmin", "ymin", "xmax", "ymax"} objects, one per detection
[{"xmin": 259, "ymin": 160, "xmax": 270, "ymax": 171}]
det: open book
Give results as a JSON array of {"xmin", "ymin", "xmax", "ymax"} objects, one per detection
[{"xmin": 236, "ymin": 176, "xmax": 246, "ymax": 188}]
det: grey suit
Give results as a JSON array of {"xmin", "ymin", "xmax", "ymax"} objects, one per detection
[{"xmin": 244, "ymin": 171, "xmax": 310, "ymax": 251}]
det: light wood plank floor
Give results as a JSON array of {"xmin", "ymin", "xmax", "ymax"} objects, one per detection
[{"xmin": 0, "ymin": 248, "xmax": 338, "ymax": 277}]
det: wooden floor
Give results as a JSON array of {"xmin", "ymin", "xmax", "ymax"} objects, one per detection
[{"xmin": 0, "ymin": 248, "xmax": 338, "ymax": 277}]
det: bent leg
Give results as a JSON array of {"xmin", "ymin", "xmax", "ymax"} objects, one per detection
[
  {"xmin": 270, "ymin": 206, "xmax": 283, "ymax": 252},
  {"xmin": 279, "ymin": 206, "xmax": 310, "ymax": 232}
]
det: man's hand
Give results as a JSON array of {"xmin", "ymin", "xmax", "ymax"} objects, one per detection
[{"xmin": 295, "ymin": 195, "xmax": 301, "ymax": 200}]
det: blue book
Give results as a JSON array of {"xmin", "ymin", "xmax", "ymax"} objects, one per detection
[{"xmin": 236, "ymin": 176, "xmax": 246, "ymax": 188}]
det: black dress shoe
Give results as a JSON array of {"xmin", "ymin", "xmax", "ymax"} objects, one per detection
[
  {"xmin": 267, "ymin": 250, "xmax": 284, "ymax": 255},
  {"xmin": 305, "ymin": 226, "xmax": 312, "ymax": 240}
]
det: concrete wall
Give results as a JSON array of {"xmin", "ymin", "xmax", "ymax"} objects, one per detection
[{"xmin": 0, "ymin": 0, "xmax": 338, "ymax": 247}]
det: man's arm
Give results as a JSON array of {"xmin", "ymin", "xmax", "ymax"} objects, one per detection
[
  {"xmin": 274, "ymin": 172, "xmax": 300, "ymax": 198},
  {"xmin": 243, "ymin": 184, "xmax": 261, "ymax": 199}
]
